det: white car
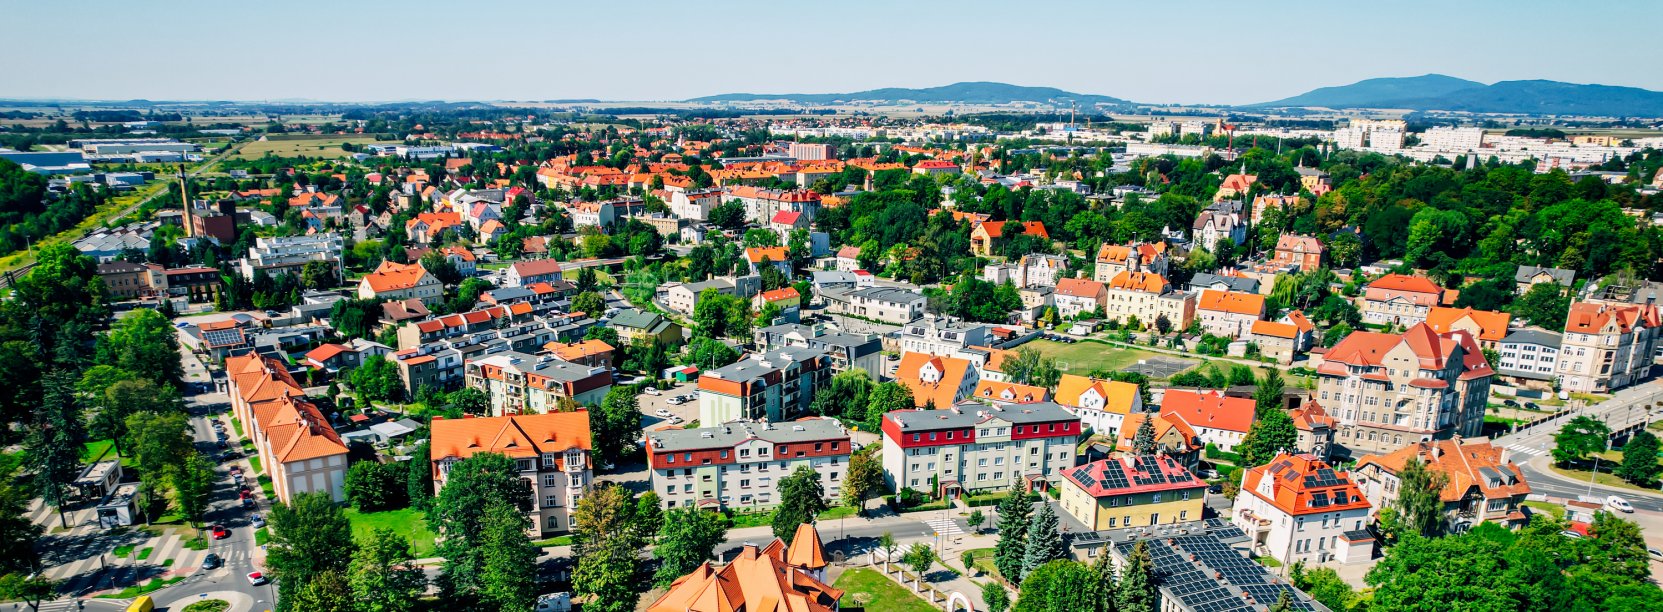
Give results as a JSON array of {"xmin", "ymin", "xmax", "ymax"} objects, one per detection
[
  {"xmin": 247, "ymin": 571, "xmax": 268, "ymax": 586},
  {"xmin": 667, "ymin": 416, "xmax": 683, "ymax": 424},
  {"xmin": 642, "ymin": 387, "xmax": 661, "ymax": 395},
  {"xmin": 654, "ymin": 409, "xmax": 673, "ymax": 417},
  {"xmin": 666, "ymin": 397, "xmax": 686, "ymax": 406}
]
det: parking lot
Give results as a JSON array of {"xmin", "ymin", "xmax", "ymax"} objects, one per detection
[{"xmin": 636, "ymin": 380, "xmax": 700, "ymax": 431}]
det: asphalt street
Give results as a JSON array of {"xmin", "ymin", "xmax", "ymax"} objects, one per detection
[{"xmin": 1492, "ymin": 382, "xmax": 1663, "ymax": 511}]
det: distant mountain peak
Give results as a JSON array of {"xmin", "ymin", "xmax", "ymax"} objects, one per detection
[
  {"xmin": 688, "ymin": 81, "xmax": 1128, "ymax": 106},
  {"xmin": 1252, "ymin": 75, "xmax": 1663, "ymax": 117}
]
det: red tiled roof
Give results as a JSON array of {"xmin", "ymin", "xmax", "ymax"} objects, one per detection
[{"xmin": 1159, "ymin": 390, "xmax": 1256, "ymax": 434}]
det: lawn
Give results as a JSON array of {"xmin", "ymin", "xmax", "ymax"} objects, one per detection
[
  {"xmin": 1547, "ymin": 464, "xmax": 1658, "ymax": 494},
  {"xmin": 234, "ymin": 135, "xmax": 383, "ymax": 160},
  {"xmin": 1021, "ymin": 339, "xmax": 1183, "ymax": 378},
  {"xmin": 344, "ymin": 508, "xmax": 439, "ymax": 557},
  {"xmin": 531, "ymin": 534, "xmax": 574, "ymax": 547},
  {"xmin": 1522, "ymin": 500, "xmax": 1565, "ymax": 519},
  {"xmin": 962, "ymin": 548, "xmax": 1000, "ymax": 579},
  {"xmin": 832, "ymin": 568, "xmax": 937, "ymax": 612},
  {"xmin": 817, "ymin": 506, "xmax": 859, "ymax": 521},
  {"xmin": 98, "ymin": 576, "xmax": 184, "ymax": 599},
  {"xmin": 82, "ymin": 439, "xmax": 114, "ymax": 462}
]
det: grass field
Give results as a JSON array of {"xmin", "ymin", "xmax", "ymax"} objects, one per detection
[
  {"xmin": 344, "ymin": 508, "xmax": 439, "ymax": 556},
  {"xmin": 1021, "ymin": 339, "xmax": 1181, "ymax": 378},
  {"xmin": 235, "ymin": 135, "xmax": 382, "ymax": 160},
  {"xmin": 1521, "ymin": 500, "xmax": 1565, "ymax": 519},
  {"xmin": 833, "ymin": 568, "xmax": 937, "ymax": 612},
  {"xmin": 1547, "ymin": 464, "xmax": 1659, "ymax": 494}
]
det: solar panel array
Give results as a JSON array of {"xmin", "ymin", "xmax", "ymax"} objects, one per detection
[
  {"xmin": 1115, "ymin": 533, "xmax": 1324, "ymax": 612},
  {"xmin": 1100, "ymin": 461, "xmax": 1131, "ymax": 490},
  {"xmin": 1301, "ymin": 468, "xmax": 1344, "ymax": 488},
  {"xmin": 1130, "ymin": 456, "xmax": 1173, "ymax": 487},
  {"xmin": 203, "ymin": 328, "xmax": 245, "ymax": 347},
  {"xmin": 1072, "ymin": 465, "xmax": 1097, "ymax": 489}
]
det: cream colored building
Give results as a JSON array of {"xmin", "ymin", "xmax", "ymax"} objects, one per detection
[
  {"xmin": 1314, "ymin": 323, "xmax": 1494, "ymax": 459},
  {"xmin": 1557, "ymin": 300, "xmax": 1661, "ymax": 393},
  {"xmin": 1102, "ymin": 271, "xmax": 1196, "ymax": 330}
]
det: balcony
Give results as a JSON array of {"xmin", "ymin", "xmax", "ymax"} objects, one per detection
[{"xmin": 1237, "ymin": 508, "xmax": 1272, "ymax": 532}]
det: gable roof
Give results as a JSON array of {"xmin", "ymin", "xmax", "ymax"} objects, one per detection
[
  {"xmin": 1114, "ymin": 412, "xmax": 1200, "ymax": 453},
  {"xmin": 362, "ymin": 261, "xmax": 436, "ymax": 293},
  {"xmin": 976, "ymin": 220, "xmax": 1049, "ymax": 239},
  {"xmin": 1564, "ymin": 301, "xmax": 1661, "ymax": 334},
  {"xmin": 895, "ymin": 352, "xmax": 973, "ymax": 408},
  {"xmin": 1367, "ymin": 273, "xmax": 1442, "ymax": 295},
  {"xmin": 1241, "ymin": 453, "xmax": 1370, "ymax": 517},
  {"xmin": 1106, "ymin": 271, "xmax": 1170, "ymax": 294},
  {"xmin": 1063, "ymin": 454, "xmax": 1203, "ymax": 497},
  {"xmin": 1197, "ymin": 289, "xmax": 1265, "ymax": 316},
  {"xmin": 1160, "ymin": 389, "xmax": 1257, "ymax": 434},
  {"xmin": 1055, "ymin": 277, "xmax": 1106, "ymax": 299},
  {"xmin": 646, "ymin": 529, "xmax": 842, "ymax": 612},
  {"xmin": 1053, "ymin": 374, "xmax": 1139, "ymax": 415},
  {"xmin": 1353, "ymin": 437, "xmax": 1530, "ymax": 503},
  {"xmin": 972, "ymin": 380, "xmax": 1049, "ymax": 404},
  {"xmin": 1425, "ymin": 307, "xmax": 1511, "ymax": 342},
  {"xmin": 430, "ymin": 412, "xmax": 593, "ymax": 465},
  {"xmin": 744, "ymin": 246, "xmax": 790, "ymax": 264}
]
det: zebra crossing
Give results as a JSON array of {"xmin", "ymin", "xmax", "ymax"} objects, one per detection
[
  {"xmin": 1504, "ymin": 443, "xmax": 1545, "ymax": 457},
  {"xmin": 921, "ymin": 517, "xmax": 964, "ymax": 537}
]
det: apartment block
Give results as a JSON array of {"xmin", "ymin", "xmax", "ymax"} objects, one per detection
[
  {"xmin": 880, "ymin": 402, "xmax": 1080, "ymax": 497},
  {"xmin": 1314, "ymin": 323, "xmax": 1493, "ymax": 458},
  {"xmin": 646, "ymin": 417, "xmax": 850, "ymax": 510},
  {"xmin": 1231, "ymin": 453, "xmax": 1372, "ymax": 566},
  {"xmin": 465, "ymin": 351, "xmax": 613, "ymax": 415},
  {"xmin": 430, "ymin": 412, "xmax": 592, "ymax": 535},
  {"xmin": 697, "ymin": 347, "xmax": 831, "ymax": 425}
]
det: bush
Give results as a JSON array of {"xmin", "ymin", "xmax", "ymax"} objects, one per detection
[{"xmin": 895, "ymin": 487, "xmax": 927, "ymax": 508}]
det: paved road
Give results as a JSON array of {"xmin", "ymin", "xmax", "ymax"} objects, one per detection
[{"xmin": 1491, "ymin": 381, "xmax": 1663, "ymax": 511}]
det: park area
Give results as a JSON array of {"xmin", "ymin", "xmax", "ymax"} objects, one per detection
[
  {"xmin": 1019, "ymin": 338, "xmax": 1195, "ymax": 379},
  {"xmin": 235, "ymin": 134, "xmax": 384, "ymax": 160},
  {"xmin": 833, "ymin": 568, "xmax": 938, "ymax": 612}
]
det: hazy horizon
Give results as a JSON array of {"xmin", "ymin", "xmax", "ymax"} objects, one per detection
[{"xmin": 4, "ymin": 0, "xmax": 1660, "ymax": 105}]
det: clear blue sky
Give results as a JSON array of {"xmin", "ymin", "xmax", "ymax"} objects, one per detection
[{"xmin": 4, "ymin": 0, "xmax": 1659, "ymax": 105}]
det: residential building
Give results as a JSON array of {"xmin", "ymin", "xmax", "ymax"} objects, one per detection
[
  {"xmin": 646, "ymin": 524, "xmax": 838, "ymax": 612},
  {"xmin": 1094, "ymin": 242, "xmax": 1169, "ymax": 282},
  {"xmin": 971, "ymin": 380, "xmax": 1049, "ymax": 405},
  {"xmin": 1353, "ymin": 437, "xmax": 1532, "ymax": 530},
  {"xmin": 1420, "ymin": 126, "xmax": 1486, "ymax": 151},
  {"xmin": 1114, "ymin": 412, "xmax": 1203, "ymax": 468},
  {"xmin": 754, "ymin": 323, "xmax": 884, "ymax": 377},
  {"xmin": 303, "ymin": 339, "xmax": 392, "ymax": 373},
  {"xmin": 1557, "ymin": 300, "xmax": 1661, "ymax": 393},
  {"xmin": 834, "ymin": 245, "xmax": 862, "ymax": 272},
  {"xmin": 969, "ymin": 220, "xmax": 1049, "ymax": 257},
  {"xmin": 1252, "ymin": 194, "xmax": 1306, "ymax": 225},
  {"xmin": 1187, "ymin": 271, "xmax": 1260, "ymax": 295},
  {"xmin": 1514, "ymin": 265, "xmax": 1575, "ymax": 295},
  {"xmin": 1214, "ymin": 166, "xmax": 1257, "ymax": 201},
  {"xmin": 830, "ymin": 286, "xmax": 926, "ymax": 324},
  {"xmin": 1054, "ymin": 278, "xmax": 1107, "ymax": 319},
  {"xmin": 664, "ymin": 276, "xmax": 762, "ymax": 315},
  {"xmin": 238, "ymin": 234, "xmax": 344, "ymax": 281},
  {"xmin": 1016, "ymin": 253, "xmax": 1069, "ymax": 288},
  {"xmin": 1231, "ymin": 453, "xmax": 1373, "ymax": 565},
  {"xmin": 667, "ymin": 187, "xmax": 724, "ymax": 221},
  {"xmin": 97, "ymin": 261, "xmax": 159, "ymax": 299},
  {"xmin": 1360, "ymin": 274, "xmax": 1449, "ymax": 327},
  {"xmin": 543, "ymin": 339, "xmax": 615, "ymax": 370},
  {"xmin": 1271, "ymin": 234, "xmax": 1327, "ymax": 271},
  {"xmin": 1495, "ymin": 327, "xmax": 1561, "ymax": 382},
  {"xmin": 725, "ymin": 187, "xmax": 821, "ymax": 225},
  {"xmin": 224, "ymin": 352, "xmax": 348, "ymax": 504},
  {"xmin": 697, "ymin": 347, "xmax": 831, "ymax": 425},
  {"xmin": 646, "ymin": 417, "xmax": 850, "ymax": 510},
  {"xmin": 1159, "ymin": 390, "xmax": 1257, "ymax": 453},
  {"xmin": 879, "ymin": 402, "xmax": 1081, "ymax": 496},
  {"xmin": 1059, "ymin": 454, "xmax": 1207, "ymax": 530},
  {"xmin": 430, "ymin": 412, "xmax": 592, "ymax": 535},
  {"xmin": 1192, "ymin": 205, "xmax": 1246, "ymax": 248},
  {"xmin": 1103, "ymin": 271, "xmax": 1196, "ymax": 330},
  {"xmin": 1196, "ymin": 290, "xmax": 1265, "ymax": 338},
  {"xmin": 1250, "ymin": 310, "xmax": 1317, "ymax": 364},
  {"xmin": 505, "ymin": 259, "xmax": 564, "ymax": 288},
  {"xmin": 465, "ymin": 351, "xmax": 614, "ymax": 415},
  {"xmin": 404, "ymin": 211, "xmax": 463, "ymax": 244},
  {"xmin": 1289, "ymin": 402, "xmax": 1337, "ymax": 459},
  {"xmin": 610, "ymin": 309, "xmax": 683, "ymax": 346},
  {"xmin": 357, "ymin": 261, "xmax": 443, "ymax": 305},
  {"xmin": 787, "ymin": 142, "xmax": 834, "ymax": 161},
  {"xmin": 1424, "ymin": 307, "xmax": 1511, "ymax": 349},
  {"xmin": 1314, "ymin": 323, "xmax": 1494, "ymax": 458},
  {"xmin": 743, "ymin": 246, "xmax": 792, "ymax": 276},
  {"xmin": 912, "ymin": 160, "xmax": 960, "ymax": 176},
  {"xmin": 894, "ymin": 352, "xmax": 979, "ymax": 408},
  {"xmin": 163, "ymin": 267, "xmax": 223, "ymax": 303},
  {"xmin": 896, "ymin": 316, "xmax": 990, "ymax": 356},
  {"xmin": 1053, "ymin": 374, "xmax": 1142, "ymax": 435}
]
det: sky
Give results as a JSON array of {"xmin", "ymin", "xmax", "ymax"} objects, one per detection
[{"xmin": 4, "ymin": 0, "xmax": 1661, "ymax": 105}]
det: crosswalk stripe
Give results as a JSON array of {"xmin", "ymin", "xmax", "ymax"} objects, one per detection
[{"xmin": 922, "ymin": 518, "xmax": 963, "ymax": 536}]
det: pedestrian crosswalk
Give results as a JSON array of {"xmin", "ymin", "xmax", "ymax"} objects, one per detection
[
  {"xmin": 1505, "ymin": 443, "xmax": 1545, "ymax": 457},
  {"xmin": 921, "ymin": 517, "xmax": 964, "ymax": 537}
]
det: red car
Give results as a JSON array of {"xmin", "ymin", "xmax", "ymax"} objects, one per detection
[{"xmin": 210, "ymin": 526, "xmax": 230, "ymax": 540}]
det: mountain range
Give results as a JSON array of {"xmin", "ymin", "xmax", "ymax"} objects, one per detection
[
  {"xmin": 688, "ymin": 81, "xmax": 1129, "ymax": 107},
  {"xmin": 1252, "ymin": 74, "xmax": 1663, "ymax": 116}
]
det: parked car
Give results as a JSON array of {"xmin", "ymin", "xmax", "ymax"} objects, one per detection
[
  {"xmin": 665, "ymin": 397, "xmax": 685, "ymax": 406},
  {"xmin": 1648, "ymin": 547, "xmax": 1662, "ymax": 560},
  {"xmin": 201, "ymin": 554, "xmax": 222, "ymax": 570},
  {"xmin": 247, "ymin": 571, "xmax": 268, "ymax": 586},
  {"xmin": 654, "ymin": 409, "xmax": 673, "ymax": 417},
  {"xmin": 1560, "ymin": 530, "xmax": 1584, "ymax": 539},
  {"xmin": 1606, "ymin": 496, "xmax": 1634, "ymax": 513},
  {"xmin": 667, "ymin": 416, "xmax": 683, "ymax": 424},
  {"xmin": 250, "ymin": 514, "xmax": 265, "ymax": 528},
  {"xmin": 642, "ymin": 387, "xmax": 661, "ymax": 395},
  {"xmin": 228, "ymin": 466, "xmax": 243, "ymax": 476}
]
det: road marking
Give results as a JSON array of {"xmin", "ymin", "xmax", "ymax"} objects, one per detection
[
  {"xmin": 921, "ymin": 517, "xmax": 963, "ymax": 536},
  {"xmin": 1505, "ymin": 444, "xmax": 1542, "ymax": 457}
]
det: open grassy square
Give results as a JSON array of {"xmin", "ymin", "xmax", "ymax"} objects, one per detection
[
  {"xmin": 344, "ymin": 507, "xmax": 439, "ymax": 556},
  {"xmin": 1020, "ymin": 339, "xmax": 1195, "ymax": 379},
  {"xmin": 235, "ymin": 135, "xmax": 383, "ymax": 160},
  {"xmin": 832, "ymin": 567, "xmax": 938, "ymax": 612}
]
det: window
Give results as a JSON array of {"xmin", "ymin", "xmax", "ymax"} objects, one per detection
[
  {"xmin": 544, "ymin": 494, "xmax": 558, "ymax": 507},
  {"xmin": 720, "ymin": 450, "xmax": 729, "ymax": 459},
  {"xmin": 542, "ymin": 475, "xmax": 558, "ymax": 487}
]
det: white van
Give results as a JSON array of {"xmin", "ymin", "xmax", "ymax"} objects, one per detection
[{"xmin": 1606, "ymin": 496, "xmax": 1634, "ymax": 513}]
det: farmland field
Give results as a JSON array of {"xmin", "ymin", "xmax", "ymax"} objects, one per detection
[{"xmin": 235, "ymin": 135, "xmax": 383, "ymax": 160}]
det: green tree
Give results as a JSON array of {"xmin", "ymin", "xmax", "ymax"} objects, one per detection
[
  {"xmin": 864, "ymin": 382, "xmax": 916, "ymax": 430},
  {"xmin": 1513, "ymin": 282, "xmax": 1572, "ymax": 329},
  {"xmin": 571, "ymin": 291, "xmax": 606, "ymax": 317},
  {"xmin": 406, "ymin": 440, "xmax": 434, "ymax": 509},
  {"xmin": 652, "ymin": 507, "xmax": 727, "ymax": 586},
  {"xmin": 1253, "ymin": 368, "xmax": 1285, "ymax": 414},
  {"xmin": 633, "ymin": 491, "xmax": 664, "ymax": 541},
  {"xmin": 345, "ymin": 460, "xmax": 409, "ymax": 512},
  {"xmin": 349, "ymin": 355, "xmax": 404, "ymax": 404},
  {"xmin": 879, "ymin": 532, "xmax": 898, "ymax": 571},
  {"xmin": 1014, "ymin": 559, "xmax": 1097, "ymax": 612},
  {"xmin": 966, "ymin": 509, "xmax": 986, "ymax": 534},
  {"xmin": 348, "ymin": 528, "xmax": 428, "ymax": 612},
  {"xmin": 126, "ymin": 410, "xmax": 192, "ymax": 519},
  {"xmin": 1552, "ymin": 415, "xmax": 1611, "ymax": 465},
  {"xmin": 431, "ymin": 453, "xmax": 533, "ymax": 598},
  {"xmin": 26, "ymin": 371, "xmax": 87, "ymax": 527},
  {"xmin": 171, "ymin": 452, "xmax": 216, "ymax": 528},
  {"xmin": 1365, "ymin": 534, "xmax": 1518, "ymax": 611},
  {"xmin": 841, "ymin": 445, "xmax": 884, "ymax": 514},
  {"xmin": 1238, "ymin": 407, "xmax": 1298, "ymax": 468},
  {"xmin": 809, "ymin": 369, "xmax": 874, "ymax": 421},
  {"xmin": 1131, "ymin": 416, "xmax": 1157, "ymax": 455},
  {"xmin": 477, "ymin": 500, "xmax": 540, "ymax": 612},
  {"xmin": 1291, "ymin": 565, "xmax": 1356, "ymax": 611},
  {"xmin": 982, "ymin": 581, "xmax": 1011, "ymax": 612},
  {"xmin": 267, "ymin": 492, "xmax": 356, "ymax": 612},
  {"xmin": 571, "ymin": 484, "xmax": 642, "ymax": 612},
  {"xmin": 0, "ymin": 573, "xmax": 59, "ymax": 611},
  {"xmin": 287, "ymin": 571, "xmax": 354, "ymax": 612},
  {"xmin": 1115, "ymin": 541, "xmax": 1157, "ymax": 612},
  {"xmin": 993, "ymin": 484, "xmax": 1033, "ymax": 583},
  {"xmin": 904, "ymin": 542, "xmax": 934, "ymax": 591},
  {"xmin": 1021, "ymin": 501, "xmax": 1065, "ymax": 578},
  {"xmin": 96, "ymin": 308, "xmax": 184, "ymax": 387},
  {"xmin": 1388, "ymin": 458, "xmax": 1450, "ymax": 542},
  {"xmin": 592, "ymin": 387, "xmax": 643, "ymax": 468},
  {"xmin": 773, "ymin": 465, "xmax": 827, "ymax": 543},
  {"xmin": 1084, "ymin": 551, "xmax": 1118, "ymax": 612},
  {"xmin": 0, "ymin": 475, "xmax": 42, "ymax": 576},
  {"xmin": 1615, "ymin": 430, "xmax": 1660, "ymax": 486}
]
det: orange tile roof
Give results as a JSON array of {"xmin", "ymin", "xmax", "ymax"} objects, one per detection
[
  {"xmin": 1250, "ymin": 320, "xmax": 1299, "ymax": 339},
  {"xmin": 1564, "ymin": 301, "xmax": 1661, "ymax": 334},
  {"xmin": 1324, "ymin": 322, "xmax": 1493, "ymax": 378},
  {"xmin": 785, "ymin": 523, "xmax": 827, "ymax": 570},
  {"xmin": 647, "ymin": 529, "xmax": 841, "ymax": 612},
  {"xmin": 544, "ymin": 340, "xmax": 614, "ymax": 362},
  {"xmin": 1055, "ymin": 277, "xmax": 1105, "ymax": 299},
  {"xmin": 1159, "ymin": 390, "xmax": 1256, "ymax": 434},
  {"xmin": 1198, "ymin": 290, "xmax": 1265, "ymax": 316},
  {"xmin": 895, "ymin": 352, "xmax": 972, "ymax": 408},
  {"xmin": 1354, "ymin": 438, "xmax": 1530, "ymax": 503},
  {"xmin": 972, "ymin": 380, "xmax": 1049, "ymax": 404},
  {"xmin": 430, "ymin": 412, "xmax": 593, "ymax": 465},
  {"xmin": 305, "ymin": 343, "xmax": 349, "ymax": 363},
  {"xmin": 1106, "ymin": 271, "xmax": 1170, "ymax": 294},
  {"xmin": 758, "ymin": 287, "xmax": 801, "ymax": 303},
  {"xmin": 1424, "ymin": 307, "xmax": 1511, "ymax": 342},
  {"xmin": 1095, "ymin": 242, "xmax": 1167, "ymax": 264},
  {"xmin": 1114, "ymin": 412, "xmax": 1200, "ymax": 453},
  {"xmin": 744, "ymin": 246, "xmax": 790, "ymax": 264},
  {"xmin": 976, "ymin": 220, "xmax": 1048, "ymax": 239},
  {"xmin": 1288, "ymin": 401, "xmax": 1334, "ymax": 432},
  {"xmin": 1367, "ymin": 273, "xmax": 1442, "ymax": 295},
  {"xmin": 362, "ymin": 261, "xmax": 436, "ymax": 293},
  {"xmin": 1053, "ymin": 374, "xmax": 1139, "ymax": 414},
  {"xmin": 1241, "ymin": 453, "xmax": 1370, "ymax": 517}
]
